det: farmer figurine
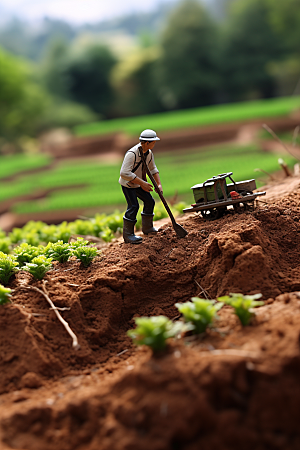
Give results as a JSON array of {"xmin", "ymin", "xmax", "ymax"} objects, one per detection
[{"xmin": 119, "ymin": 129, "xmax": 163, "ymax": 244}]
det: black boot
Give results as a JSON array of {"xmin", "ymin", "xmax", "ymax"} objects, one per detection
[
  {"xmin": 141, "ymin": 213, "xmax": 158, "ymax": 235},
  {"xmin": 123, "ymin": 217, "xmax": 143, "ymax": 244}
]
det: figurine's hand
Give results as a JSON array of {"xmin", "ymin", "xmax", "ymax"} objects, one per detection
[
  {"xmin": 155, "ymin": 184, "xmax": 163, "ymax": 194},
  {"xmin": 142, "ymin": 181, "xmax": 153, "ymax": 192}
]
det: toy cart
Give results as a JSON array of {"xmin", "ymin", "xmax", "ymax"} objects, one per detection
[{"xmin": 183, "ymin": 172, "xmax": 266, "ymax": 220}]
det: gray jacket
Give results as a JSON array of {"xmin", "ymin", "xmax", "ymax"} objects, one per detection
[{"xmin": 119, "ymin": 144, "xmax": 159, "ymax": 188}]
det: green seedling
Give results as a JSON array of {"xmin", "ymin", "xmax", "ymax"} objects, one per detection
[
  {"xmin": 69, "ymin": 237, "xmax": 90, "ymax": 249},
  {"xmin": 14, "ymin": 243, "xmax": 45, "ymax": 267},
  {"xmin": 54, "ymin": 221, "xmax": 72, "ymax": 243},
  {"xmin": 0, "ymin": 285, "xmax": 12, "ymax": 305},
  {"xmin": 0, "ymin": 238, "xmax": 11, "ymax": 254},
  {"xmin": 23, "ymin": 255, "xmax": 53, "ymax": 280},
  {"xmin": 218, "ymin": 293, "xmax": 264, "ymax": 326},
  {"xmin": 71, "ymin": 219, "xmax": 95, "ymax": 236},
  {"xmin": 9, "ymin": 227, "xmax": 24, "ymax": 244},
  {"xmin": 72, "ymin": 245, "xmax": 99, "ymax": 267},
  {"xmin": 100, "ymin": 227, "xmax": 114, "ymax": 242},
  {"xmin": 127, "ymin": 316, "xmax": 183, "ymax": 352},
  {"xmin": 45, "ymin": 241, "xmax": 72, "ymax": 263},
  {"xmin": 175, "ymin": 297, "xmax": 223, "ymax": 334},
  {"xmin": 0, "ymin": 252, "xmax": 19, "ymax": 285}
]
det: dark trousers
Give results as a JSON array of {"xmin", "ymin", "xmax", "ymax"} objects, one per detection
[{"xmin": 122, "ymin": 186, "xmax": 155, "ymax": 221}]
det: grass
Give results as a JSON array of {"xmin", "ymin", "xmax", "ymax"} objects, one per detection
[
  {"xmin": 0, "ymin": 154, "xmax": 51, "ymax": 180},
  {"xmin": 74, "ymin": 96, "xmax": 300, "ymax": 137},
  {"xmin": 11, "ymin": 143, "xmax": 297, "ymax": 214}
]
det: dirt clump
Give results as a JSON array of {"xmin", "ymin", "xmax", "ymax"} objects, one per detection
[{"xmin": 1, "ymin": 187, "xmax": 300, "ymax": 449}]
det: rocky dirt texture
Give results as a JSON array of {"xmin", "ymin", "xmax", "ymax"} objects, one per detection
[{"xmin": 1, "ymin": 181, "xmax": 300, "ymax": 449}]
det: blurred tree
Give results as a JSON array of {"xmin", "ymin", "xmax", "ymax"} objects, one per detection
[
  {"xmin": 65, "ymin": 45, "xmax": 117, "ymax": 117},
  {"xmin": 156, "ymin": 0, "xmax": 221, "ymax": 109},
  {"xmin": 41, "ymin": 40, "xmax": 117, "ymax": 118},
  {"xmin": 265, "ymin": 0, "xmax": 300, "ymax": 53},
  {"xmin": 0, "ymin": 17, "xmax": 76, "ymax": 61},
  {"xmin": 220, "ymin": 0, "xmax": 283, "ymax": 101},
  {"xmin": 0, "ymin": 47, "xmax": 48, "ymax": 146},
  {"xmin": 42, "ymin": 38, "xmax": 71, "ymax": 98},
  {"xmin": 112, "ymin": 46, "xmax": 163, "ymax": 116}
]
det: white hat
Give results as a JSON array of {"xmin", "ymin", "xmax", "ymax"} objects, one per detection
[{"xmin": 139, "ymin": 129, "xmax": 160, "ymax": 141}]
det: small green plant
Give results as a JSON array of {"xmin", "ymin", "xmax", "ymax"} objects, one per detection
[
  {"xmin": 69, "ymin": 237, "xmax": 89, "ymax": 249},
  {"xmin": 0, "ymin": 238, "xmax": 11, "ymax": 254},
  {"xmin": 54, "ymin": 221, "xmax": 72, "ymax": 243},
  {"xmin": 23, "ymin": 255, "xmax": 53, "ymax": 280},
  {"xmin": 45, "ymin": 241, "xmax": 72, "ymax": 263},
  {"xmin": 71, "ymin": 219, "xmax": 95, "ymax": 236},
  {"xmin": 175, "ymin": 297, "xmax": 223, "ymax": 334},
  {"xmin": 218, "ymin": 293, "xmax": 264, "ymax": 326},
  {"xmin": 72, "ymin": 245, "xmax": 99, "ymax": 267},
  {"xmin": 0, "ymin": 252, "xmax": 19, "ymax": 285},
  {"xmin": 14, "ymin": 243, "xmax": 45, "ymax": 267},
  {"xmin": 0, "ymin": 285, "xmax": 12, "ymax": 305},
  {"xmin": 100, "ymin": 227, "xmax": 114, "ymax": 242},
  {"xmin": 9, "ymin": 227, "xmax": 24, "ymax": 244},
  {"xmin": 127, "ymin": 316, "xmax": 182, "ymax": 352}
]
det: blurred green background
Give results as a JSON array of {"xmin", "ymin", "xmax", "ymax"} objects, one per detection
[{"xmin": 0, "ymin": 0, "xmax": 300, "ymax": 224}]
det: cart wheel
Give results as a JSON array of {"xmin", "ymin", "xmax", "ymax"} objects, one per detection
[
  {"xmin": 233, "ymin": 203, "xmax": 243, "ymax": 214},
  {"xmin": 233, "ymin": 201, "xmax": 254, "ymax": 214},
  {"xmin": 201, "ymin": 207, "xmax": 226, "ymax": 221},
  {"xmin": 244, "ymin": 201, "xmax": 255, "ymax": 211}
]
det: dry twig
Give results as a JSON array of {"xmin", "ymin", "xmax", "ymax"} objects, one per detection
[
  {"xmin": 23, "ymin": 281, "xmax": 80, "ymax": 350},
  {"xmin": 194, "ymin": 280, "xmax": 210, "ymax": 299},
  {"xmin": 262, "ymin": 123, "xmax": 300, "ymax": 161},
  {"xmin": 293, "ymin": 125, "xmax": 300, "ymax": 147},
  {"xmin": 254, "ymin": 168, "xmax": 275, "ymax": 181}
]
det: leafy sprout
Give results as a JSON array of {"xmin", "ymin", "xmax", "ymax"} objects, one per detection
[
  {"xmin": 99, "ymin": 227, "xmax": 114, "ymax": 242},
  {"xmin": 175, "ymin": 297, "xmax": 223, "ymax": 334},
  {"xmin": 45, "ymin": 241, "xmax": 72, "ymax": 263},
  {"xmin": 72, "ymin": 245, "xmax": 99, "ymax": 267},
  {"xmin": 23, "ymin": 255, "xmax": 53, "ymax": 280},
  {"xmin": 127, "ymin": 316, "xmax": 184, "ymax": 352},
  {"xmin": 0, "ymin": 252, "xmax": 19, "ymax": 285},
  {"xmin": 218, "ymin": 293, "xmax": 264, "ymax": 326},
  {"xmin": 0, "ymin": 238, "xmax": 11, "ymax": 254},
  {"xmin": 0, "ymin": 285, "xmax": 12, "ymax": 305},
  {"xmin": 69, "ymin": 237, "xmax": 89, "ymax": 249},
  {"xmin": 14, "ymin": 243, "xmax": 45, "ymax": 267}
]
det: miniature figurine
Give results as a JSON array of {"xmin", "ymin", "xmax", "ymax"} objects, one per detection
[{"xmin": 119, "ymin": 129, "xmax": 163, "ymax": 244}]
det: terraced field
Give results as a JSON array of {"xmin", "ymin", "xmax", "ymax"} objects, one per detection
[
  {"xmin": 3, "ymin": 143, "xmax": 296, "ymax": 215},
  {"xmin": 75, "ymin": 95, "xmax": 300, "ymax": 137}
]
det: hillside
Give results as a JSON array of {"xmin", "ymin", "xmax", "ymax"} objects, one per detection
[{"xmin": 1, "ymin": 175, "xmax": 300, "ymax": 449}]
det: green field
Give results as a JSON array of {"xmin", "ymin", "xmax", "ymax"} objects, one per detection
[
  {"xmin": 9, "ymin": 143, "xmax": 296, "ymax": 214},
  {"xmin": 75, "ymin": 96, "xmax": 300, "ymax": 137},
  {"xmin": 0, "ymin": 154, "xmax": 52, "ymax": 180}
]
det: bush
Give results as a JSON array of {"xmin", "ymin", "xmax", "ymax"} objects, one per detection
[
  {"xmin": 175, "ymin": 297, "xmax": 223, "ymax": 334},
  {"xmin": 23, "ymin": 255, "xmax": 53, "ymax": 280},
  {"xmin": 0, "ymin": 252, "xmax": 19, "ymax": 285},
  {"xmin": 127, "ymin": 316, "xmax": 182, "ymax": 352},
  {"xmin": 218, "ymin": 293, "xmax": 264, "ymax": 326}
]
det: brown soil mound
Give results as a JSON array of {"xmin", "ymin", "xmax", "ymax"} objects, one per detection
[{"xmin": 1, "ymin": 187, "xmax": 300, "ymax": 449}]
